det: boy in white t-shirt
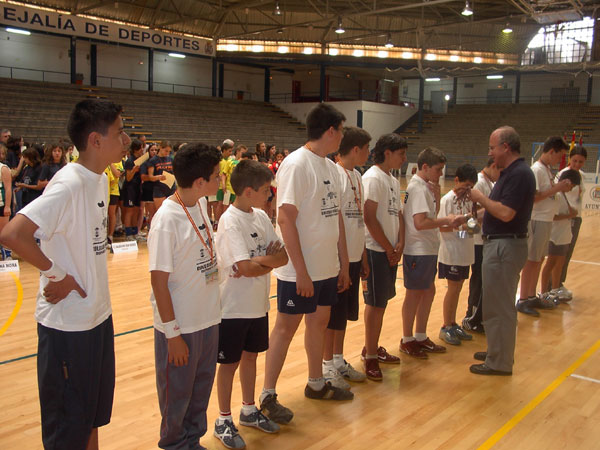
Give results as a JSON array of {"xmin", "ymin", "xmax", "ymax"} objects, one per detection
[
  {"xmin": 540, "ymin": 169, "xmax": 580, "ymax": 303},
  {"xmin": 361, "ymin": 134, "xmax": 407, "ymax": 381},
  {"xmin": 148, "ymin": 143, "xmax": 222, "ymax": 450},
  {"xmin": 400, "ymin": 147, "xmax": 464, "ymax": 359},
  {"xmin": 517, "ymin": 136, "xmax": 571, "ymax": 316},
  {"xmin": 322, "ymin": 127, "xmax": 371, "ymax": 387},
  {"xmin": 260, "ymin": 103, "xmax": 352, "ymax": 425},
  {"xmin": 437, "ymin": 164, "xmax": 478, "ymax": 345},
  {"xmin": 0, "ymin": 99, "xmax": 131, "ymax": 449},
  {"xmin": 214, "ymin": 160, "xmax": 288, "ymax": 449}
]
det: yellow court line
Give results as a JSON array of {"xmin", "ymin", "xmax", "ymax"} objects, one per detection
[
  {"xmin": 478, "ymin": 339, "xmax": 600, "ymax": 450},
  {"xmin": 0, "ymin": 273, "xmax": 24, "ymax": 337}
]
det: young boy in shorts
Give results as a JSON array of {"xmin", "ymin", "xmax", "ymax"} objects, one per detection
[
  {"xmin": 361, "ymin": 133, "xmax": 407, "ymax": 380},
  {"xmin": 148, "ymin": 143, "xmax": 222, "ymax": 450},
  {"xmin": 259, "ymin": 103, "xmax": 352, "ymax": 424},
  {"xmin": 322, "ymin": 127, "xmax": 371, "ymax": 387},
  {"xmin": 213, "ymin": 160, "xmax": 288, "ymax": 449},
  {"xmin": 0, "ymin": 99, "xmax": 131, "ymax": 449},
  {"xmin": 517, "ymin": 136, "xmax": 571, "ymax": 316},
  {"xmin": 400, "ymin": 147, "xmax": 463, "ymax": 359},
  {"xmin": 437, "ymin": 163, "xmax": 478, "ymax": 345}
]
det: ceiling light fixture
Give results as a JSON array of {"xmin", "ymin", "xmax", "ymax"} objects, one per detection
[
  {"xmin": 461, "ymin": 1, "xmax": 473, "ymax": 17},
  {"xmin": 426, "ymin": 77, "xmax": 441, "ymax": 82},
  {"xmin": 335, "ymin": 17, "xmax": 345, "ymax": 34},
  {"xmin": 450, "ymin": 55, "xmax": 460, "ymax": 62},
  {"xmin": 329, "ymin": 48, "xmax": 339, "ymax": 56},
  {"xmin": 378, "ymin": 50, "xmax": 388, "ymax": 58},
  {"xmin": 273, "ymin": 1, "xmax": 282, "ymax": 16},
  {"xmin": 303, "ymin": 47, "xmax": 313, "ymax": 55},
  {"xmin": 277, "ymin": 46, "xmax": 289, "ymax": 54},
  {"xmin": 487, "ymin": 74, "xmax": 503, "ymax": 79},
  {"xmin": 6, "ymin": 27, "xmax": 31, "ymax": 35},
  {"xmin": 473, "ymin": 56, "xmax": 483, "ymax": 63},
  {"xmin": 385, "ymin": 34, "xmax": 394, "ymax": 48},
  {"xmin": 502, "ymin": 24, "xmax": 513, "ymax": 34},
  {"xmin": 168, "ymin": 53, "xmax": 186, "ymax": 58},
  {"xmin": 353, "ymin": 49, "xmax": 364, "ymax": 57}
]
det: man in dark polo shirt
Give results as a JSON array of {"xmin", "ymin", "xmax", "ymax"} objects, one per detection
[{"xmin": 469, "ymin": 126, "xmax": 535, "ymax": 375}]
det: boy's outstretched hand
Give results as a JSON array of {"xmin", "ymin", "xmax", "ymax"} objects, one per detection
[{"xmin": 43, "ymin": 275, "xmax": 87, "ymax": 304}]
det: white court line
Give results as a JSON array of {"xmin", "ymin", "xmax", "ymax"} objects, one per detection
[
  {"xmin": 570, "ymin": 374, "xmax": 600, "ymax": 384},
  {"xmin": 570, "ymin": 259, "xmax": 600, "ymax": 266}
]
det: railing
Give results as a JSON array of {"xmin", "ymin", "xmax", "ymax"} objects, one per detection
[
  {"xmin": 271, "ymin": 90, "xmax": 419, "ymax": 107},
  {"xmin": 455, "ymin": 94, "xmax": 589, "ymax": 105},
  {"xmin": 0, "ymin": 65, "xmax": 70, "ymax": 84}
]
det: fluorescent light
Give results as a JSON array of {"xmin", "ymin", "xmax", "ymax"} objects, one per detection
[
  {"xmin": 377, "ymin": 50, "xmax": 388, "ymax": 58},
  {"xmin": 251, "ymin": 45, "xmax": 264, "ymax": 53},
  {"xmin": 353, "ymin": 49, "xmax": 364, "ymax": 57},
  {"xmin": 425, "ymin": 53, "xmax": 436, "ymax": 61},
  {"xmin": 383, "ymin": 79, "xmax": 395, "ymax": 83},
  {"xmin": 402, "ymin": 52, "xmax": 413, "ymax": 59},
  {"xmin": 462, "ymin": 1, "xmax": 473, "ymax": 16},
  {"xmin": 225, "ymin": 44, "xmax": 238, "ymax": 52},
  {"xmin": 329, "ymin": 48, "xmax": 339, "ymax": 56},
  {"xmin": 444, "ymin": 94, "xmax": 451, "ymax": 101},
  {"xmin": 473, "ymin": 56, "xmax": 483, "ymax": 63},
  {"xmin": 450, "ymin": 55, "xmax": 460, "ymax": 62},
  {"xmin": 303, "ymin": 47, "xmax": 313, "ymax": 55},
  {"xmin": 277, "ymin": 46, "xmax": 289, "ymax": 54},
  {"xmin": 497, "ymin": 58, "xmax": 505, "ymax": 64},
  {"xmin": 168, "ymin": 53, "xmax": 186, "ymax": 58},
  {"xmin": 6, "ymin": 28, "xmax": 31, "ymax": 35},
  {"xmin": 426, "ymin": 77, "xmax": 441, "ymax": 82},
  {"xmin": 487, "ymin": 75, "xmax": 503, "ymax": 79},
  {"xmin": 502, "ymin": 26, "xmax": 513, "ymax": 34}
]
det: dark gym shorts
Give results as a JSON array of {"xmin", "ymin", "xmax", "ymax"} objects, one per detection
[
  {"xmin": 109, "ymin": 194, "xmax": 119, "ymax": 206},
  {"xmin": 364, "ymin": 249, "xmax": 398, "ymax": 308},
  {"xmin": 438, "ymin": 262, "xmax": 470, "ymax": 281},
  {"xmin": 153, "ymin": 182, "xmax": 175, "ymax": 199},
  {"xmin": 37, "ymin": 316, "xmax": 115, "ymax": 449},
  {"xmin": 122, "ymin": 185, "xmax": 141, "ymax": 207},
  {"xmin": 403, "ymin": 254, "xmax": 438, "ymax": 290},
  {"xmin": 141, "ymin": 183, "xmax": 154, "ymax": 202},
  {"xmin": 548, "ymin": 241, "xmax": 569, "ymax": 256},
  {"xmin": 328, "ymin": 261, "xmax": 362, "ymax": 330},
  {"xmin": 217, "ymin": 315, "xmax": 269, "ymax": 364},
  {"xmin": 277, "ymin": 276, "xmax": 338, "ymax": 314}
]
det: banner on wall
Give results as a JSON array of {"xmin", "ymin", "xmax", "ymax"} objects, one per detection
[
  {"xmin": 0, "ymin": 3, "xmax": 215, "ymax": 56},
  {"xmin": 583, "ymin": 184, "xmax": 600, "ymax": 214}
]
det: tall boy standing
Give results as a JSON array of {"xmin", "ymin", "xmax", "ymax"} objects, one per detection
[
  {"xmin": 148, "ymin": 143, "xmax": 222, "ymax": 450},
  {"xmin": 0, "ymin": 99, "xmax": 131, "ymax": 449}
]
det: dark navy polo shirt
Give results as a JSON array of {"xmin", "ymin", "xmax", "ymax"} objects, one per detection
[{"xmin": 482, "ymin": 157, "xmax": 535, "ymax": 235}]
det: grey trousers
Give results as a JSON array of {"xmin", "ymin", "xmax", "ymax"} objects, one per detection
[
  {"xmin": 155, "ymin": 325, "xmax": 219, "ymax": 450},
  {"xmin": 482, "ymin": 238, "xmax": 528, "ymax": 372}
]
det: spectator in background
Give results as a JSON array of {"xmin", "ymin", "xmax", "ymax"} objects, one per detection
[
  {"xmin": 256, "ymin": 141, "xmax": 267, "ymax": 159},
  {"xmin": 15, "ymin": 147, "xmax": 44, "ymax": 207},
  {"xmin": 38, "ymin": 143, "xmax": 67, "ymax": 190},
  {"xmin": 0, "ymin": 143, "xmax": 12, "ymax": 260},
  {"xmin": 1, "ymin": 129, "xmax": 10, "ymax": 145}
]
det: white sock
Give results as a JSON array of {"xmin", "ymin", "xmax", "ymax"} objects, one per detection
[
  {"xmin": 322, "ymin": 358, "xmax": 334, "ymax": 369},
  {"xmin": 415, "ymin": 333, "xmax": 427, "ymax": 341},
  {"xmin": 402, "ymin": 336, "xmax": 415, "ymax": 343},
  {"xmin": 307, "ymin": 377, "xmax": 325, "ymax": 391},
  {"xmin": 333, "ymin": 354, "xmax": 345, "ymax": 370},
  {"xmin": 241, "ymin": 403, "xmax": 257, "ymax": 416},
  {"xmin": 259, "ymin": 388, "xmax": 276, "ymax": 404},
  {"xmin": 217, "ymin": 412, "xmax": 232, "ymax": 424}
]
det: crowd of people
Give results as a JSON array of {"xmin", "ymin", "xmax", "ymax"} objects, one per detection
[{"xmin": 0, "ymin": 99, "xmax": 588, "ymax": 450}]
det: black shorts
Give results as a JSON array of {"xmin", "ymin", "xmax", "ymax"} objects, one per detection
[
  {"xmin": 141, "ymin": 183, "xmax": 154, "ymax": 202},
  {"xmin": 122, "ymin": 185, "xmax": 141, "ymax": 207},
  {"xmin": 403, "ymin": 254, "xmax": 438, "ymax": 290},
  {"xmin": 364, "ymin": 249, "xmax": 398, "ymax": 308},
  {"xmin": 217, "ymin": 315, "xmax": 269, "ymax": 364},
  {"xmin": 438, "ymin": 262, "xmax": 470, "ymax": 281},
  {"xmin": 109, "ymin": 194, "xmax": 119, "ymax": 206},
  {"xmin": 277, "ymin": 276, "xmax": 338, "ymax": 314},
  {"xmin": 153, "ymin": 182, "xmax": 175, "ymax": 199},
  {"xmin": 37, "ymin": 316, "xmax": 115, "ymax": 449},
  {"xmin": 328, "ymin": 261, "xmax": 361, "ymax": 330}
]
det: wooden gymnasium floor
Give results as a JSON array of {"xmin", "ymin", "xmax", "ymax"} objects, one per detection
[{"xmin": 1, "ymin": 189, "xmax": 600, "ymax": 449}]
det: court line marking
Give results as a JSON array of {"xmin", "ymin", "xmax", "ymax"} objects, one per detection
[
  {"xmin": 570, "ymin": 374, "xmax": 600, "ymax": 384},
  {"xmin": 0, "ymin": 273, "xmax": 24, "ymax": 337},
  {"xmin": 570, "ymin": 259, "xmax": 600, "ymax": 266},
  {"xmin": 477, "ymin": 338, "xmax": 600, "ymax": 450}
]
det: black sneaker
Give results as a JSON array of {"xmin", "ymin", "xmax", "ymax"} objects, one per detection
[
  {"xmin": 516, "ymin": 298, "xmax": 540, "ymax": 317},
  {"xmin": 304, "ymin": 381, "xmax": 354, "ymax": 401},
  {"xmin": 259, "ymin": 393, "xmax": 293, "ymax": 424}
]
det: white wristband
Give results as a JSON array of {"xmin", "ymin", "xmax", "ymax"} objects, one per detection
[
  {"xmin": 163, "ymin": 320, "xmax": 181, "ymax": 339},
  {"xmin": 41, "ymin": 260, "xmax": 67, "ymax": 282}
]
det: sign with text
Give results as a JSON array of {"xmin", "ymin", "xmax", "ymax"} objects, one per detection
[
  {"xmin": 111, "ymin": 240, "xmax": 138, "ymax": 254},
  {"xmin": 0, "ymin": 4, "xmax": 215, "ymax": 56},
  {"xmin": 0, "ymin": 260, "xmax": 20, "ymax": 272},
  {"xmin": 583, "ymin": 183, "xmax": 600, "ymax": 213}
]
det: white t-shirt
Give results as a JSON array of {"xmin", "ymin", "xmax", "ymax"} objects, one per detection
[
  {"xmin": 403, "ymin": 174, "xmax": 440, "ymax": 256},
  {"xmin": 362, "ymin": 165, "xmax": 402, "ymax": 253},
  {"xmin": 336, "ymin": 163, "xmax": 366, "ymax": 262},
  {"xmin": 148, "ymin": 197, "xmax": 221, "ymax": 334},
  {"xmin": 216, "ymin": 206, "xmax": 281, "ymax": 319},
  {"xmin": 473, "ymin": 171, "xmax": 494, "ymax": 246},
  {"xmin": 438, "ymin": 190, "xmax": 475, "ymax": 266},
  {"xmin": 556, "ymin": 167, "xmax": 586, "ymax": 218},
  {"xmin": 273, "ymin": 147, "xmax": 341, "ymax": 282},
  {"xmin": 550, "ymin": 194, "xmax": 572, "ymax": 245},
  {"xmin": 531, "ymin": 161, "xmax": 558, "ymax": 222},
  {"xmin": 20, "ymin": 163, "xmax": 111, "ymax": 332}
]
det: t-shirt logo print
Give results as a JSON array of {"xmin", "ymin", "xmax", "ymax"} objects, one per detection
[
  {"xmin": 388, "ymin": 187, "xmax": 399, "ymax": 215},
  {"xmin": 320, "ymin": 180, "xmax": 339, "ymax": 218},
  {"xmin": 249, "ymin": 232, "xmax": 267, "ymax": 257}
]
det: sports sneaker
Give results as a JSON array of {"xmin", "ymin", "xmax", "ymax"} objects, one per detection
[
  {"xmin": 362, "ymin": 357, "xmax": 382, "ymax": 381},
  {"xmin": 451, "ymin": 324, "xmax": 473, "ymax": 341},
  {"xmin": 532, "ymin": 292, "xmax": 557, "ymax": 310},
  {"xmin": 304, "ymin": 381, "xmax": 354, "ymax": 401},
  {"xmin": 239, "ymin": 409, "xmax": 280, "ymax": 434},
  {"xmin": 337, "ymin": 360, "xmax": 367, "ymax": 382},
  {"xmin": 214, "ymin": 419, "xmax": 246, "ymax": 449},
  {"xmin": 399, "ymin": 340, "xmax": 428, "ymax": 359},
  {"xmin": 462, "ymin": 317, "xmax": 485, "ymax": 334},
  {"xmin": 417, "ymin": 337, "xmax": 447, "ymax": 353},
  {"xmin": 439, "ymin": 326, "xmax": 461, "ymax": 345},
  {"xmin": 259, "ymin": 393, "xmax": 293, "ymax": 425},
  {"xmin": 553, "ymin": 286, "xmax": 573, "ymax": 302},
  {"xmin": 361, "ymin": 346, "xmax": 400, "ymax": 364},
  {"xmin": 323, "ymin": 365, "xmax": 351, "ymax": 390},
  {"xmin": 126, "ymin": 235, "xmax": 136, "ymax": 241}
]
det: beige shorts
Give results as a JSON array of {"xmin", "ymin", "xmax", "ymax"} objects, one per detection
[{"xmin": 527, "ymin": 220, "xmax": 552, "ymax": 261}]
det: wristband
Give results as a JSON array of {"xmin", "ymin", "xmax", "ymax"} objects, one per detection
[
  {"xmin": 41, "ymin": 260, "xmax": 67, "ymax": 282},
  {"xmin": 163, "ymin": 320, "xmax": 181, "ymax": 339}
]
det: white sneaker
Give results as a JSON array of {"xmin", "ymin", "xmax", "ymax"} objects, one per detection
[
  {"xmin": 336, "ymin": 360, "xmax": 366, "ymax": 382},
  {"xmin": 323, "ymin": 365, "xmax": 351, "ymax": 390},
  {"xmin": 135, "ymin": 234, "xmax": 147, "ymax": 242},
  {"xmin": 553, "ymin": 286, "xmax": 573, "ymax": 302}
]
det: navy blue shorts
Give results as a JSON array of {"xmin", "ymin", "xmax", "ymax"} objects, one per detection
[
  {"xmin": 328, "ymin": 261, "xmax": 362, "ymax": 330},
  {"xmin": 438, "ymin": 262, "xmax": 470, "ymax": 281},
  {"xmin": 122, "ymin": 185, "xmax": 141, "ymax": 207},
  {"xmin": 37, "ymin": 316, "xmax": 115, "ymax": 449},
  {"xmin": 403, "ymin": 254, "xmax": 438, "ymax": 290},
  {"xmin": 277, "ymin": 276, "xmax": 338, "ymax": 314},
  {"xmin": 217, "ymin": 315, "xmax": 269, "ymax": 364},
  {"xmin": 364, "ymin": 249, "xmax": 398, "ymax": 308}
]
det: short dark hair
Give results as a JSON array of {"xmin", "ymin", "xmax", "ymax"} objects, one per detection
[
  {"xmin": 455, "ymin": 163, "xmax": 478, "ymax": 184},
  {"xmin": 173, "ymin": 143, "xmax": 221, "ymax": 188},
  {"xmin": 22, "ymin": 147, "xmax": 41, "ymax": 166},
  {"xmin": 241, "ymin": 149, "xmax": 257, "ymax": 160},
  {"xmin": 130, "ymin": 139, "xmax": 143, "ymax": 155},
  {"xmin": 496, "ymin": 126, "xmax": 520, "ymax": 154},
  {"xmin": 417, "ymin": 147, "xmax": 446, "ymax": 169},
  {"xmin": 67, "ymin": 99, "xmax": 123, "ymax": 152},
  {"xmin": 570, "ymin": 145, "xmax": 587, "ymax": 159},
  {"xmin": 559, "ymin": 168, "xmax": 581, "ymax": 186},
  {"xmin": 338, "ymin": 127, "xmax": 372, "ymax": 156},
  {"xmin": 542, "ymin": 136, "xmax": 568, "ymax": 153},
  {"xmin": 372, "ymin": 133, "xmax": 407, "ymax": 164},
  {"xmin": 231, "ymin": 159, "xmax": 273, "ymax": 195},
  {"xmin": 306, "ymin": 103, "xmax": 346, "ymax": 141}
]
